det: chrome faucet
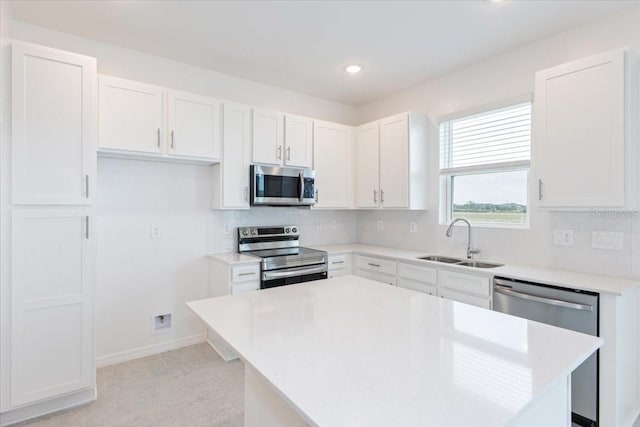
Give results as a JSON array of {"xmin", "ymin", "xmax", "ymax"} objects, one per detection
[{"xmin": 446, "ymin": 218, "xmax": 480, "ymax": 260}]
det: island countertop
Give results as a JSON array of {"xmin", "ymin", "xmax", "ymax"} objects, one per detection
[{"xmin": 187, "ymin": 276, "xmax": 602, "ymax": 426}]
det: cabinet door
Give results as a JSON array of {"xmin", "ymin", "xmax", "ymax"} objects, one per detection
[
  {"xmin": 11, "ymin": 43, "xmax": 96, "ymax": 205},
  {"xmin": 99, "ymin": 75, "xmax": 164, "ymax": 154},
  {"xmin": 11, "ymin": 208, "xmax": 94, "ymax": 406},
  {"xmin": 252, "ymin": 109, "xmax": 284, "ymax": 165},
  {"xmin": 313, "ymin": 120, "xmax": 352, "ymax": 208},
  {"xmin": 222, "ymin": 103, "xmax": 252, "ymax": 208},
  {"xmin": 284, "ymin": 114, "xmax": 313, "ymax": 167},
  {"xmin": 168, "ymin": 90, "xmax": 221, "ymax": 160},
  {"xmin": 355, "ymin": 122, "xmax": 380, "ymax": 208},
  {"xmin": 379, "ymin": 113, "xmax": 409, "ymax": 208},
  {"xmin": 534, "ymin": 50, "xmax": 628, "ymax": 208}
]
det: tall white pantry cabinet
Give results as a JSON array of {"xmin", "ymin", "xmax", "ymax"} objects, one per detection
[{"xmin": 0, "ymin": 42, "xmax": 97, "ymax": 424}]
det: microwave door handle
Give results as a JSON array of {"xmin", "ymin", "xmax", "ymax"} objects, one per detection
[{"xmin": 298, "ymin": 172, "xmax": 304, "ymax": 202}]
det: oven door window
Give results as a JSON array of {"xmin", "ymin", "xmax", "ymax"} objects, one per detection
[{"xmin": 261, "ymin": 271, "xmax": 327, "ymax": 289}]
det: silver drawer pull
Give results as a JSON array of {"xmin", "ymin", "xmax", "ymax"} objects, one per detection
[
  {"xmin": 331, "ymin": 261, "xmax": 345, "ymax": 265},
  {"xmin": 367, "ymin": 263, "xmax": 380, "ymax": 267},
  {"xmin": 238, "ymin": 272, "xmax": 256, "ymax": 276}
]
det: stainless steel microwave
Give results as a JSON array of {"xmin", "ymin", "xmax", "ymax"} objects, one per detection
[{"xmin": 250, "ymin": 165, "xmax": 316, "ymax": 206}]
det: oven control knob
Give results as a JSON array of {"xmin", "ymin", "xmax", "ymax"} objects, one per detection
[
  {"xmin": 250, "ymin": 229, "xmax": 257, "ymax": 236},
  {"xmin": 285, "ymin": 227, "xmax": 291, "ymax": 233},
  {"xmin": 291, "ymin": 227, "xmax": 298, "ymax": 233},
  {"xmin": 242, "ymin": 229, "xmax": 249, "ymax": 236}
]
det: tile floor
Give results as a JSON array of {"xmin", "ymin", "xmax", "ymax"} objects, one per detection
[{"xmin": 18, "ymin": 343, "xmax": 244, "ymax": 427}]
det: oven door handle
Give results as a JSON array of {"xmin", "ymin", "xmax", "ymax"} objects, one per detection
[
  {"xmin": 298, "ymin": 172, "xmax": 304, "ymax": 202},
  {"xmin": 263, "ymin": 264, "xmax": 326, "ymax": 280}
]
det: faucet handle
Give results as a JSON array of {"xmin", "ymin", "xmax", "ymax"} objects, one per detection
[{"xmin": 467, "ymin": 247, "xmax": 481, "ymax": 259}]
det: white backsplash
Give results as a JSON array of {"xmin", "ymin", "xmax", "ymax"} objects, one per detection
[
  {"xmin": 207, "ymin": 208, "xmax": 357, "ymax": 253},
  {"xmin": 356, "ymin": 209, "xmax": 640, "ymax": 279}
]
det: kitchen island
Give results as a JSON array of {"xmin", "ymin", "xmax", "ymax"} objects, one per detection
[{"xmin": 187, "ymin": 276, "xmax": 602, "ymax": 426}]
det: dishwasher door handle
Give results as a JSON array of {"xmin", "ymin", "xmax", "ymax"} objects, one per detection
[{"xmin": 494, "ymin": 284, "xmax": 593, "ymax": 312}]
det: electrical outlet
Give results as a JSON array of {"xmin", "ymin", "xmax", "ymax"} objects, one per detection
[
  {"xmin": 553, "ymin": 229, "xmax": 573, "ymax": 246},
  {"xmin": 409, "ymin": 222, "xmax": 417, "ymax": 233},
  {"xmin": 592, "ymin": 231, "xmax": 624, "ymax": 251},
  {"xmin": 316, "ymin": 220, "xmax": 322, "ymax": 231},
  {"xmin": 331, "ymin": 219, "xmax": 337, "ymax": 230},
  {"xmin": 151, "ymin": 313, "xmax": 172, "ymax": 334},
  {"xmin": 377, "ymin": 220, "xmax": 384, "ymax": 231},
  {"xmin": 222, "ymin": 224, "xmax": 231, "ymax": 235},
  {"xmin": 150, "ymin": 224, "xmax": 161, "ymax": 239}
]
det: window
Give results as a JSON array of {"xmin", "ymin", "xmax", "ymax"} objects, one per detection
[{"xmin": 440, "ymin": 101, "xmax": 531, "ymax": 226}]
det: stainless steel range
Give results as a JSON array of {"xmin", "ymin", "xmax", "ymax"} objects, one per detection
[{"xmin": 238, "ymin": 225, "xmax": 328, "ymax": 289}]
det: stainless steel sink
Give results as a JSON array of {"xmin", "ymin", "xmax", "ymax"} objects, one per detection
[
  {"xmin": 418, "ymin": 255, "xmax": 462, "ymax": 263},
  {"xmin": 417, "ymin": 255, "xmax": 503, "ymax": 268},
  {"xmin": 455, "ymin": 261, "xmax": 504, "ymax": 268}
]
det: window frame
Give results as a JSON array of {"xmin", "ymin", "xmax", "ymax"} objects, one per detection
[{"xmin": 438, "ymin": 96, "xmax": 532, "ymax": 229}]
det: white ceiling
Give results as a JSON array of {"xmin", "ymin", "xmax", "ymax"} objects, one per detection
[{"xmin": 7, "ymin": 0, "xmax": 638, "ymax": 106}]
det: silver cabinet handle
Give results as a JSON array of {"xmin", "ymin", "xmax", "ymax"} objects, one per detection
[
  {"xmin": 380, "ymin": 189, "xmax": 385, "ymax": 203},
  {"xmin": 85, "ymin": 175, "xmax": 89, "ymax": 199},
  {"xmin": 85, "ymin": 215, "xmax": 89, "ymax": 239},
  {"xmin": 244, "ymin": 186, "xmax": 249, "ymax": 202},
  {"xmin": 157, "ymin": 128, "xmax": 161, "ymax": 148},
  {"xmin": 494, "ymin": 284, "xmax": 593, "ymax": 312},
  {"xmin": 315, "ymin": 190, "xmax": 319, "ymax": 203},
  {"xmin": 286, "ymin": 146, "xmax": 291, "ymax": 161},
  {"xmin": 171, "ymin": 130, "xmax": 175, "ymax": 149},
  {"xmin": 331, "ymin": 260, "xmax": 345, "ymax": 265},
  {"xmin": 367, "ymin": 262, "xmax": 380, "ymax": 267},
  {"xmin": 373, "ymin": 189, "xmax": 377, "ymax": 203},
  {"xmin": 238, "ymin": 272, "xmax": 256, "ymax": 277},
  {"xmin": 277, "ymin": 145, "xmax": 282, "ymax": 160},
  {"xmin": 538, "ymin": 179, "xmax": 543, "ymax": 200}
]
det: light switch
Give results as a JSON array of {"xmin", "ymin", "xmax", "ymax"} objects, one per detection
[{"xmin": 553, "ymin": 229, "xmax": 573, "ymax": 246}]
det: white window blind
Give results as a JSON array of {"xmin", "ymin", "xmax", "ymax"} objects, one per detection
[{"xmin": 440, "ymin": 102, "xmax": 531, "ymax": 174}]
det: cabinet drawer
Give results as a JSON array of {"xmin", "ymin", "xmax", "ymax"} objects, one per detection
[
  {"xmin": 357, "ymin": 269, "xmax": 396, "ymax": 286},
  {"xmin": 397, "ymin": 278, "xmax": 437, "ymax": 296},
  {"xmin": 231, "ymin": 264, "xmax": 260, "ymax": 282},
  {"xmin": 397, "ymin": 262, "xmax": 437, "ymax": 285},
  {"xmin": 328, "ymin": 254, "xmax": 349, "ymax": 271},
  {"xmin": 356, "ymin": 255, "xmax": 396, "ymax": 276},
  {"xmin": 440, "ymin": 288, "xmax": 491, "ymax": 309},
  {"xmin": 231, "ymin": 281, "xmax": 259, "ymax": 294},
  {"xmin": 438, "ymin": 270, "xmax": 490, "ymax": 297}
]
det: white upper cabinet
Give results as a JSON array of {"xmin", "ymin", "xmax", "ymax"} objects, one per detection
[
  {"xmin": 355, "ymin": 121, "xmax": 380, "ymax": 208},
  {"xmin": 11, "ymin": 43, "xmax": 96, "ymax": 205},
  {"xmin": 99, "ymin": 75, "xmax": 221, "ymax": 163},
  {"xmin": 211, "ymin": 103, "xmax": 252, "ymax": 209},
  {"xmin": 167, "ymin": 90, "xmax": 221, "ymax": 160},
  {"xmin": 355, "ymin": 113, "xmax": 428, "ymax": 210},
  {"xmin": 252, "ymin": 109, "xmax": 284, "ymax": 165},
  {"xmin": 99, "ymin": 76, "xmax": 164, "ymax": 155},
  {"xmin": 534, "ymin": 49, "xmax": 639, "ymax": 209},
  {"xmin": 284, "ymin": 114, "xmax": 313, "ymax": 168},
  {"xmin": 252, "ymin": 109, "xmax": 314, "ymax": 167},
  {"xmin": 313, "ymin": 120, "xmax": 353, "ymax": 208}
]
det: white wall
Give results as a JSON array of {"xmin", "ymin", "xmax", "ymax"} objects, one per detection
[
  {"xmin": 3, "ymin": 20, "xmax": 359, "ymax": 364},
  {"xmin": 356, "ymin": 6, "xmax": 640, "ymax": 279}
]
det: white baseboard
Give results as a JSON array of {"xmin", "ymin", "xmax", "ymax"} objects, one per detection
[
  {"xmin": 96, "ymin": 333, "xmax": 206, "ymax": 368},
  {"xmin": 0, "ymin": 388, "xmax": 96, "ymax": 427}
]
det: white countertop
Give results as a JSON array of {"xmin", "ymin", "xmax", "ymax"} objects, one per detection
[
  {"xmin": 187, "ymin": 276, "xmax": 601, "ymax": 427},
  {"xmin": 207, "ymin": 252, "xmax": 260, "ymax": 265},
  {"xmin": 311, "ymin": 243, "xmax": 639, "ymax": 295}
]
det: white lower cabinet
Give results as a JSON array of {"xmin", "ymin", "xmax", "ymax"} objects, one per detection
[
  {"xmin": 355, "ymin": 255, "xmax": 397, "ymax": 286},
  {"xmin": 328, "ymin": 254, "xmax": 352, "ymax": 279},
  {"xmin": 438, "ymin": 269, "xmax": 491, "ymax": 309},
  {"xmin": 10, "ymin": 208, "xmax": 95, "ymax": 406},
  {"xmin": 397, "ymin": 262, "xmax": 438, "ymax": 296}
]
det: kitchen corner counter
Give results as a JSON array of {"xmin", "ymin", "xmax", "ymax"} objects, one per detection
[
  {"xmin": 207, "ymin": 252, "xmax": 260, "ymax": 265},
  {"xmin": 187, "ymin": 276, "xmax": 602, "ymax": 427},
  {"xmin": 310, "ymin": 243, "xmax": 639, "ymax": 295}
]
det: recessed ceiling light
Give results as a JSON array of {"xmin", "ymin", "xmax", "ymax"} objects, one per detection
[{"xmin": 345, "ymin": 64, "xmax": 363, "ymax": 74}]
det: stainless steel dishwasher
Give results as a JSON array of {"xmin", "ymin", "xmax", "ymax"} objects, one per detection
[{"xmin": 493, "ymin": 277, "xmax": 599, "ymax": 427}]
